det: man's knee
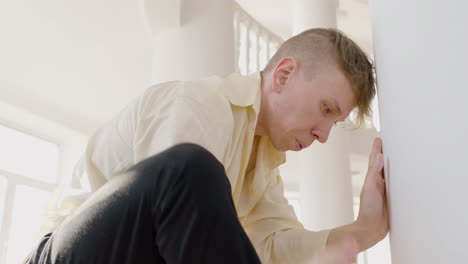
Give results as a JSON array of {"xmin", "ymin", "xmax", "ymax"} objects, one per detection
[
  {"xmin": 131, "ymin": 143, "xmax": 227, "ymax": 188},
  {"xmin": 166, "ymin": 144, "xmax": 228, "ymax": 187},
  {"xmin": 167, "ymin": 143, "xmax": 219, "ymax": 166},
  {"xmin": 164, "ymin": 144, "xmax": 234, "ymax": 214},
  {"xmin": 172, "ymin": 143, "xmax": 223, "ymax": 172},
  {"xmin": 130, "ymin": 143, "xmax": 232, "ymax": 212}
]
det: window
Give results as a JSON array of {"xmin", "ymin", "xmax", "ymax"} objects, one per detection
[
  {"xmin": 0, "ymin": 125, "xmax": 59, "ymax": 184},
  {"xmin": 0, "ymin": 123, "xmax": 60, "ymax": 264}
]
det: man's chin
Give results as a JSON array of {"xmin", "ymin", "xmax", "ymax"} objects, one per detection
[
  {"xmin": 270, "ymin": 140, "xmax": 286, "ymax": 152},
  {"xmin": 278, "ymin": 144, "xmax": 292, "ymax": 152}
]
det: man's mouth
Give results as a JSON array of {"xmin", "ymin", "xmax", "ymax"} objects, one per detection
[{"xmin": 296, "ymin": 139, "xmax": 303, "ymax": 150}]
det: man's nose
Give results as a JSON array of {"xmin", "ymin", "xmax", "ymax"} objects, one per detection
[{"xmin": 315, "ymin": 122, "xmax": 334, "ymax": 144}]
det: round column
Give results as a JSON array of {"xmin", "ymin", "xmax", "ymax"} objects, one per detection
[
  {"xmin": 285, "ymin": 0, "xmax": 354, "ymax": 232},
  {"xmin": 369, "ymin": 0, "xmax": 468, "ymax": 262},
  {"xmin": 143, "ymin": 0, "xmax": 236, "ymax": 82},
  {"xmin": 292, "ymin": 0, "xmax": 338, "ymax": 34},
  {"xmin": 299, "ymin": 128, "xmax": 354, "ymax": 230}
]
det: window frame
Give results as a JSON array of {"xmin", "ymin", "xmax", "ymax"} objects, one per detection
[
  {"xmin": 0, "ymin": 101, "xmax": 87, "ymax": 264},
  {"xmin": 0, "ymin": 120, "xmax": 63, "ymax": 264}
]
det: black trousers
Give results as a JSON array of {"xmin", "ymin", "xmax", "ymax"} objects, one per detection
[{"xmin": 28, "ymin": 143, "xmax": 262, "ymax": 264}]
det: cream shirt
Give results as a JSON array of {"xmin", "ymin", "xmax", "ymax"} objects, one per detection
[{"xmin": 47, "ymin": 72, "xmax": 330, "ymax": 264}]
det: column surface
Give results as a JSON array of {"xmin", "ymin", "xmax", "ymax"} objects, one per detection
[
  {"xmin": 143, "ymin": 0, "xmax": 235, "ymax": 82},
  {"xmin": 369, "ymin": 0, "xmax": 468, "ymax": 262},
  {"xmin": 285, "ymin": 0, "xmax": 354, "ymax": 231}
]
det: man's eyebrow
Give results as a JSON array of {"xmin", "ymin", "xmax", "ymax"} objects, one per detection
[{"xmin": 332, "ymin": 99, "xmax": 342, "ymax": 116}]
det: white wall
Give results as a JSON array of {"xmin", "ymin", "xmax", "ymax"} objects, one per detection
[
  {"xmin": 369, "ymin": 0, "xmax": 468, "ymax": 262},
  {"xmin": 0, "ymin": 0, "xmax": 153, "ymax": 135}
]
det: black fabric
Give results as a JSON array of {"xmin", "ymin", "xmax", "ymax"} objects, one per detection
[{"xmin": 28, "ymin": 143, "xmax": 261, "ymax": 264}]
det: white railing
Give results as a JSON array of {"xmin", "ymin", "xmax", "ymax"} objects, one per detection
[{"xmin": 234, "ymin": 3, "xmax": 284, "ymax": 74}]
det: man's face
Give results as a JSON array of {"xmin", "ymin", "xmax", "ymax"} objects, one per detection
[{"xmin": 267, "ymin": 61, "xmax": 356, "ymax": 152}]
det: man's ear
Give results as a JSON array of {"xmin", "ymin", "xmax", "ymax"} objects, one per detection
[{"xmin": 272, "ymin": 57, "xmax": 296, "ymax": 93}]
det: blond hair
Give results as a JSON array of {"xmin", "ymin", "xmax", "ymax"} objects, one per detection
[{"xmin": 264, "ymin": 28, "xmax": 376, "ymax": 127}]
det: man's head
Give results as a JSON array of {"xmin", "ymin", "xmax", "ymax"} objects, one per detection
[{"xmin": 258, "ymin": 28, "xmax": 375, "ymax": 152}]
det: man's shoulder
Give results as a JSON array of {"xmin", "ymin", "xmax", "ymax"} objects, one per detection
[
  {"xmin": 139, "ymin": 76, "xmax": 234, "ymax": 124},
  {"xmin": 139, "ymin": 72, "xmax": 262, "ymax": 126},
  {"xmin": 143, "ymin": 75, "xmax": 226, "ymax": 102},
  {"xmin": 142, "ymin": 72, "xmax": 260, "ymax": 106},
  {"xmin": 181, "ymin": 75, "xmax": 231, "ymax": 107}
]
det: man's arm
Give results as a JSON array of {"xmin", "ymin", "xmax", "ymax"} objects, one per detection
[
  {"xmin": 311, "ymin": 236, "xmax": 359, "ymax": 264},
  {"xmin": 40, "ymin": 82, "xmax": 234, "ymax": 235},
  {"xmin": 134, "ymin": 94, "xmax": 232, "ymax": 164},
  {"xmin": 327, "ymin": 138, "xmax": 388, "ymax": 252},
  {"xmin": 243, "ymin": 138, "xmax": 388, "ymax": 264},
  {"xmin": 242, "ymin": 169, "xmax": 331, "ymax": 264}
]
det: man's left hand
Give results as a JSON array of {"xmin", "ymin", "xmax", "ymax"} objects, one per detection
[{"xmin": 355, "ymin": 137, "xmax": 389, "ymax": 250}]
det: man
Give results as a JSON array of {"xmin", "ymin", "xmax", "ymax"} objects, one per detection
[{"xmin": 28, "ymin": 28, "xmax": 388, "ymax": 264}]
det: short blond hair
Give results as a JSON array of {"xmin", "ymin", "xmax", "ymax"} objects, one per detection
[{"xmin": 264, "ymin": 28, "xmax": 376, "ymax": 127}]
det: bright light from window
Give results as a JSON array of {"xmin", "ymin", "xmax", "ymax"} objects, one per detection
[
  {"xmin": 0, "ymin": 125, "xmax": 59, "ymax": 183},
  {"xmin": 5, "ymin": 185, "xmax": 51, "ymax": 264}
]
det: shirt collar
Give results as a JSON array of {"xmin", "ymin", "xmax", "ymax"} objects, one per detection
[
  {"xmin": 223, "ymin": 72, "xmax": 286, "ymax": 169},
  {"xmin": 222, "ymin": 72, "xmax": 262, "ymax": 114}
]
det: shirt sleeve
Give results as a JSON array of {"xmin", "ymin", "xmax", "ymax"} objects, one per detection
[
  {"xmin": 133, "ymin": 90, "xmax": 232, "ymax": 165},
  {"xmin": 40, "ymin": 82, "xmax": 232, "ymax": 236},
  {"xmin": 37, "ymin": 95, "xmax": 144, "ymax": 237},
  {"xmin": 243, "ymin": 168, "xmax": 331, "ymax": 264}
]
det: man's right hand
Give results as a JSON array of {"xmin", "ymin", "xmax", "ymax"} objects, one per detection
[{"xmin": 309, "ymin": 236, "xmax": 359, "ymax": 264}]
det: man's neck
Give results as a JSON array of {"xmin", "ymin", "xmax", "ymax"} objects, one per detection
[
  {"xmin": 255, "ymin": 71, "xmax": 269, "ymax": 137},
  {"xmin": 246, "ymin": 136, "xmax": 260, "ymax": 174}
]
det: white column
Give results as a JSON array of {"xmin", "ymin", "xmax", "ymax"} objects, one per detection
[
  {"xmin": 299, "ymin": 128, "xmax": 354, "ymax": 230},
  {"xmin": 292, "ymin": 0, "xmax": 338, "ymax": 35},
  {"xmin": 142, "ymin": 0, "xmax": 236, "ymax": 83},
  {"xmin": 369, "ymin": 0, "xmax": 468, "ymax": 263},
  {"xmin": 285, "ymin": 0, "xmax": 355, "ymax": 231}
]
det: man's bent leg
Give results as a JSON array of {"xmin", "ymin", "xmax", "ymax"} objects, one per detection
[{"xmin": 28, "ymin": 143, "xmax": 261, "ymax": 264}]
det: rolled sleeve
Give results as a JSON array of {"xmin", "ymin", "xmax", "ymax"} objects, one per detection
[{"xmin": 244, "ymin": 169, "xmax": 330, "ymax": 264}]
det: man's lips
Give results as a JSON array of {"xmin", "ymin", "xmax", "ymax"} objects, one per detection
[{"xmin": 295, "ymin": 139, "xmax": 303, "ymax": 150}]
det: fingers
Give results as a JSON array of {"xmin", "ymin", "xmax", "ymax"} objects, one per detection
[
  {"xmin": 368, "ymin": 152, "xmax": 387, "ymax": 197},
  {"xmin": 364, "ymin": 152, "xmax": 384, "ymax": 192},
  {"xmin": 369, "ymin": 152, "xmax": 384, "ymax": 177},
  {"xmin": 375, "ymin": 153, "xmax": 384, "ymax": 172},
  {"xmin": 368, "ymin": 138, "xmax": 383, "ymax": 169}
]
